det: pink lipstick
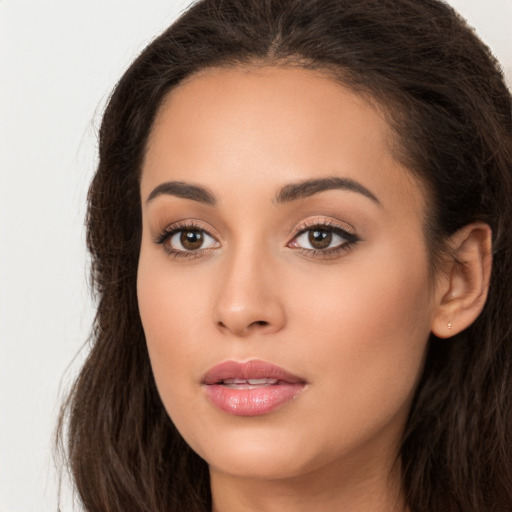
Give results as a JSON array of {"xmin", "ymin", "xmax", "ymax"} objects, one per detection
[{"xmin": 203, "ymin": 360, "xmax": 306, "ymax": 416}]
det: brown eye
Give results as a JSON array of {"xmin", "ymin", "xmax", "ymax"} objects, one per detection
[
  {"xmin": 308, "ymin": 229, "xmax": 332, "ymax": 249},
  {"xmin": 288, "ymin": 224, "xmax": 358, "ymax": 255},
  {"xmin": 165, "ymin": 228, "xmax": 218, "ymax": 253},
  {"xmin": 180, "ymin": 230, "xmax": 204, "ymax": 250}
]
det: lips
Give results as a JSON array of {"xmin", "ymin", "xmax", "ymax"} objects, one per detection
[{"xmin": 202, "ymin": 360, "xmax": 306, "ymax": 416}]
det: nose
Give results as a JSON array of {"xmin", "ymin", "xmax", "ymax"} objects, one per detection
[{"xmin": 213, "ymin": 247, "xmax": 286, "ymax": 337}]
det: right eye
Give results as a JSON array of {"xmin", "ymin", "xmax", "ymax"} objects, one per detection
[
  {"xmin": 155, "ymin": 224, "xmax": 220, "ymax": 258},
  {"xmin": 170, "ymin": 229, "xmax": 217, "ymax": 251}
]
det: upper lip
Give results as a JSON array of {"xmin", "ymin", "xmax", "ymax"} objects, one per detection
[{"xmin": 203, "ymin": 359, "xmax": 306, "ymax": 385}]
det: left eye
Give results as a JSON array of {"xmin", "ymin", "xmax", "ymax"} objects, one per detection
[
  {"xmin": 289, "ymin": 227, "xmax": 352, "ymax": 251},
  {"xmin": 168, "ymin": 229, "xmax": 218, "ymax": 252}
]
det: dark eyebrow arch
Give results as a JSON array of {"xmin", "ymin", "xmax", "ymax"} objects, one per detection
[
  {"xmin": 146, "ymin": 181, "xmax": 216, "ymax": 205},
  {"xmin": 275, "ymin": 176, "xmax": 381, "ymax": 206}
]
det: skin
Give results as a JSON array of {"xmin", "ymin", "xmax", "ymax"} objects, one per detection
[{"xmin": 137, "ymin": 66, "xmax": 478, "ymax": 511}]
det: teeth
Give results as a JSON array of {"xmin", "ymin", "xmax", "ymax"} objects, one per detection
[
  {"xmin": 220, "ymin": 378, "xmax": 279, "ymax": 388},
  {"xmin": 248, "ymin": 378, "xmax": 277, "ymax": 385}
]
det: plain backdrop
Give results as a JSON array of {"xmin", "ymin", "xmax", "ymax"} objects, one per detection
[{"xmin": 0, "ymin": 1, "xmax": 511, "ymax": 511}]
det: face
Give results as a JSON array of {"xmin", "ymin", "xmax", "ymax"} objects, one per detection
[{"xmin": 137, "ymin": 67, "xmax": 439, "ymax": 484}]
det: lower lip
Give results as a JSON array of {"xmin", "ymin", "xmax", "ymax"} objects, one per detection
[{"xmin": 204, "ymin": 383, "xmax": 305, "ymax": 416}]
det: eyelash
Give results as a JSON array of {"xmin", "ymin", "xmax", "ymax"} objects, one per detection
[
  {"xmin": 288, "ymin": 220, "xmax": 360, "ymax": 260},
  {"xmin": 153, "ymin": 221, "xmax": 218, "ymax": 259},
  {"xmin": 153, "ymin": 220, "xmax": 360, "ymax": 260}
]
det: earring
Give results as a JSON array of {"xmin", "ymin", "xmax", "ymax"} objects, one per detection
[{"xmin": 447, "ymin": 322, "xmax": 452, "ymax": 329}]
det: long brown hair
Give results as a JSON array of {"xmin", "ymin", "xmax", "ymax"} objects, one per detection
[{"xmin": 58, "ymin": 1, "xmax": 512, "ymax": 510}]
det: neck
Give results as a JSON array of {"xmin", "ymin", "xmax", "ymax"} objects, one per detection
[{"xmin": 210, "ymin": 452, "xmax": 407, "ymax": 512}]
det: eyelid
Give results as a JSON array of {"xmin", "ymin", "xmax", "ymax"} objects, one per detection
[
  {"xmin": 288, "ymin": 216, "xmax": 356, "ymax": 240},
  {"xmin": 152, "ymin": 219, "xmax": 221, "ymax": 259},
  {"xmin": 152, "ymin": 219, "xmax": 219, "ymax": 244},
  {"xmin": 286, "ymin": 216, "xmax": 361, "ymax": 260}
]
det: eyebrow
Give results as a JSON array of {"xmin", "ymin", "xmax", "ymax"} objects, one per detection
[
  {"xmin": 145, "ymin": 176, "xmax": 380, "ymax": 207},
  {"xmin": 275, "ymin": 177, "xmax": 381, "ymax": 206},
  {"xmin": 146, "ymin": 181, "xmax": 216, "ymax": 205}
]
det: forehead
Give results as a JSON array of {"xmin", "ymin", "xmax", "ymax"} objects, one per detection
[{"xmin": 142, "ymin": 66, "xmax": 425, "ymax": 215}]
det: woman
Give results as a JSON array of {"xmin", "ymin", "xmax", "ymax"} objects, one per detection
[{"xmin": 58, "ymin": 0, "xmax": 512, "ymax": 510}]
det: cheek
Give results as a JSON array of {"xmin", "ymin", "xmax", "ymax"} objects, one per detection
[
  {"xmin": 137, "ymin": 240, "xmax": 210, "ymax": 343},
  {"xmin": 136, "ymin": 251, "xmax": 206, "ymax": 406},
  {"xmin": 289, "ymin": 242, "xmax": 433, "ymax": 417}
]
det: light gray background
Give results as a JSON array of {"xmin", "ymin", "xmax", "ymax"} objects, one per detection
[{"xmin": 1, "ymin": 1, "xmax": 511, "ymax": 511}]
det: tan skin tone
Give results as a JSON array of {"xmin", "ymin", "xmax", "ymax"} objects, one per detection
[{"xmin": 137, "ymin": 66, "xmax": 492, "ymax": 512}]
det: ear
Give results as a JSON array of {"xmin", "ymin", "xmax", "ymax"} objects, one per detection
[{"xmin": 431, "ymin": 222, "xmax": 492, "ymax": 339}]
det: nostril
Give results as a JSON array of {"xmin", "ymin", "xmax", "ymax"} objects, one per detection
[{"xmin": 250, "ymin": 320, "xmax": 269, "ymax": 328}]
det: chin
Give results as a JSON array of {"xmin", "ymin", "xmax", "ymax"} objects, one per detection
[
  {"xmin": 177, "ymin": 414, "xmax": 333, "ymax": 481},
  {"xmin": 206, "ymin": 443, "xmax": 316, "ymax": 481}
]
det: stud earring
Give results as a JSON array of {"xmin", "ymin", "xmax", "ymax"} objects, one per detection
[{"xmin": 447, "ymin": 322, "xmax": 452, "ymax": 329}]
